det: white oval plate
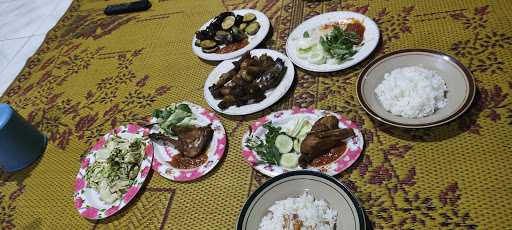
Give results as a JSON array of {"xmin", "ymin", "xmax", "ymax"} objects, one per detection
[
  {"xmin": 150, "ymin": 102, "xmax": 226, "ymax": 181},
  {"xmin": 192, "ymin": 9, "xmax": 270, "ymax": 61},
  {"xmin": 204, "ymin": 49, "xmax": 295, "ymax": 115},
  {"xmin": 285, "ymin": 11, "xmax": 380, "ymax": 72}
]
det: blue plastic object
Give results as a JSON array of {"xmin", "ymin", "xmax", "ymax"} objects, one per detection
[{"xmin": 0, "ymin": 103, "xmax": 47, "ymax": 172}]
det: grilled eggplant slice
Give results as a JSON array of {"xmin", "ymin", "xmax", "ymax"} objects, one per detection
[
  {"xmin": 199, "ymin": 40, "xmax": 217, "ymax": 49},
  {"xmin": 245, "ymin": 22, "xmax": 260, "ymax": 35},
  {"xmin": 221, "ymin": 16, "xmax": 236, "ymax": 30},
  {"xmin": 243, "ymin": 13, "xmax": 256, "ymax": 23},
  {"xmin": 239, "ymin": 23, "xmax": 247, "ymax": 31},
  {"xmin": 214, "ymin": 30, "xmax": 231, "ymax": 44},
  {"xmin": 202, "ymin": 46, "xmax": 219, "ymax": 53}
]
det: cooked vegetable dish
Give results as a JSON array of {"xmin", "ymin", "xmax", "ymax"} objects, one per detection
[
  {"xmin": 195, "ymin": 12, "xmax": 261, "ymax": 54},
  {"xmin": 84, "ymin": 134, "xmax": 146, "ymax": 204}
]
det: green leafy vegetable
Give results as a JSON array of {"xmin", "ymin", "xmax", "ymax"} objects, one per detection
[
  {"xmin": 152, "ymin": 103, "xmax": 195, "ymax": 136},
  {"xmin": 245, "ymin": 122, "xmax": 288, "ymax": 165},
  {"xmin": 176, "ymin": 103, "xmax": 192, "ymax": 113},
  {"xmin": 319, "ymin": 26, "xmax": 359, "ymax": 62},
  {"xmin": 303, "ymin": 31, "xmax": 310, "ymax": 38}
]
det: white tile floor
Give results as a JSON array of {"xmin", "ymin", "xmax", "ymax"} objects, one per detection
[{"xmin": 0, "ymin": 0, "xmax": 72, "ymax": 96}]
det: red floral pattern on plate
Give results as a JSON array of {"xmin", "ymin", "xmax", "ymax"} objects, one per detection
[
  {"xmin": 150, "ymin": 102, "xmax": 227, "ymax": 182},
  {"xmin": 74, "ymin": 197, "xmax": 83, "ymax": 209},
  {"xmin": 242, "ymin": 108, "xmax": 365, "ymax": 177},
  {"xmin": 73, "ymin": 124, "xmax": 154, "ymax": 219},
  {"xmin": 82, "ymin": 207, "xmax": 99, "ymax": 219},
  {"xmin": 74, "ymin": 178, "xmax": 85, "ymax": 192},
  {"xmin": 123, "ymin": 186, "xmax": 139, "ymax": 203}
]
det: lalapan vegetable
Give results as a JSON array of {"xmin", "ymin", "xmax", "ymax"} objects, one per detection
[
  {"xmin": 294, "ymin": 19, "xmax": 365, "ymax": 65},
  {"xmin": 245, "ymin": 115, "xmax": 355, "ymax": 170}
]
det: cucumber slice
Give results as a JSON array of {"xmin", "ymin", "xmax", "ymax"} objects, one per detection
[
  {"xmin": 287, "ymin": 118, "xmax": 313, "ymax": 138},
  {"xmin": 280, "ymin": 153, "xmax": 299, "ymax": 169},
  {"xmin": 275, "ymin": 134, "xmax": 293, "ymax": 154},
  {"xmin": 298, "ymin": 121, "xmax": 313, "ymax": 137},
  {"xmin": 293, "ymin": 139, "xmax": 300, "ymax": 153},
  {"xmin": 308, "ymin": 50, "xmax": 327, "ymax": 64}
]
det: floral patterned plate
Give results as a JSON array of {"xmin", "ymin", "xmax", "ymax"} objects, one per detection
[
  {"xmin": 150, "ymin": 102, "xmax": 226, "ymax": 182},
  {"xmin": 73, "ymin": 124, "xmax": 154, "ymax": 219},
  {"xmin": 242, "ymin": 107, "xmax": 364, "ymax": 177}
]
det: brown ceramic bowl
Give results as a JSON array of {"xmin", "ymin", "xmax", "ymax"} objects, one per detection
[
  {"xmin": 356, "ymin": 49, "xmax": 476, "ymax": 128},
  {"xmin": 237, "ymin": 171, "xmax": 366, "ymax": 230}
]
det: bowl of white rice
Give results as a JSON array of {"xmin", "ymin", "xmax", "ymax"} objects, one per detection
[
  {"xmin": 356, "ymin": 49, "xmax": 476, "ymax": 128},
  {"xmin": 237, "ymin": 171, "xmax": 366, "ymax": 230}
]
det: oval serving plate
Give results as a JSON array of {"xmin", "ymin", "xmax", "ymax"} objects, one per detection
[
  {"xmin": 150, "ymin": 102, "xmax": 226, "ymax": 182},
  {"xmin": 237, "ymin": 170, "xmax": 366, "ymax": 230},
  {"xmin": 192, "ymin": 9, "xmax": 270, "ymax": 61},
  {"xmin": 356, "ymin": 49, "xmax": 476, "ymax": 128},
  {"xmin": 241, "ymin": 107, "xmax": 364, "ymax": 177},
  {"xmin": 204, "ymin": 49, "xmax": 295, "ymax": 116},
  {"xmin": 74, "ymin": 124, "xmax": 153, "ymax": 219},
  {"xmin": 285, "ymin": 11, "xmax": 379, "ymax": 72}
]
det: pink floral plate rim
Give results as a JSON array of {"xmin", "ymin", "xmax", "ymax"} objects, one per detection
[
  {"xmin": 150, "ymin": 102, "xmax": 227, "ymax": 182},
  {"xmin": 73, "ymin": 124, "xmax": 154, "ymax": 220},
  {"xmin": 241, "ymin": 107, "xmax": 364, "ymax": 177}
]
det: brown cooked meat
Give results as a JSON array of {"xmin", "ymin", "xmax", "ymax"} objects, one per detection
[
  {"xmin": 310, "ymin": 115, "xmax": 339, "ymax": 132},
  {"xmin": 149, "ymin": 125, "xmax": 214, "ymax": 158},
  {"xmin": 171, "ymin": 125, "xmax": 214, "ymax": 158},
  {"xmin": 299, "ymin": 116, "xmax": 354, "ymax": 168}
]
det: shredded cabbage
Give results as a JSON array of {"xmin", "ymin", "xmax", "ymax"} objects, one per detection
[{"xmin": 84, "ymin": 134, "xmax": 145, "ymax": 204}]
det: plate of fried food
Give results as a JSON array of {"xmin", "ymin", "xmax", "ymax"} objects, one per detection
[
  {"xmin": 192, "ymin": 9, "xmax": 270, "ymax": 61},
  {"xmin": 204, "ymin": 49, "xmax": 295, "ymax": 115},
  {"xmin": 148, "ymin": 102, "xmax": 226, "ymax": 181},
  {"xmin": 241, "ymin": 107, "xmax": 364, "ymax": 177}
]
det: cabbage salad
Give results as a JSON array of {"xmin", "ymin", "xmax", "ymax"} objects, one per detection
[{"xmin": 84, "ymin": 134, "xmax": 146, "ymax": 204}]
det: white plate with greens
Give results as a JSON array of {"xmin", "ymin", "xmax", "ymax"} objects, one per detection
[
  {"xmin": 285, "ymin": 11, "xmax": 379, "ymax": 72},
  {"xmin": 149, "ymin": 102, "xmax": 226, "ymax": 181},
  {"xmin": 241, "ymin": 108, "xmax": 364, "ymax": 177},
  {"xmin": 74, "ymin": 124, "xmax": 153, "ymax": 219}
]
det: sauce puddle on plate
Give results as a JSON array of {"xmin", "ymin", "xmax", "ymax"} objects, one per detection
[
  {"xmin": 169, "ymin": 153, "xmax": 208, "ymax": 169},
  {"xmin": 218, "ymin": 39, "xmax": 249, "ymax": 53},
  {"xmin": 309, "ymin": 143, "xmax": 346, "ymax": 167}
]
